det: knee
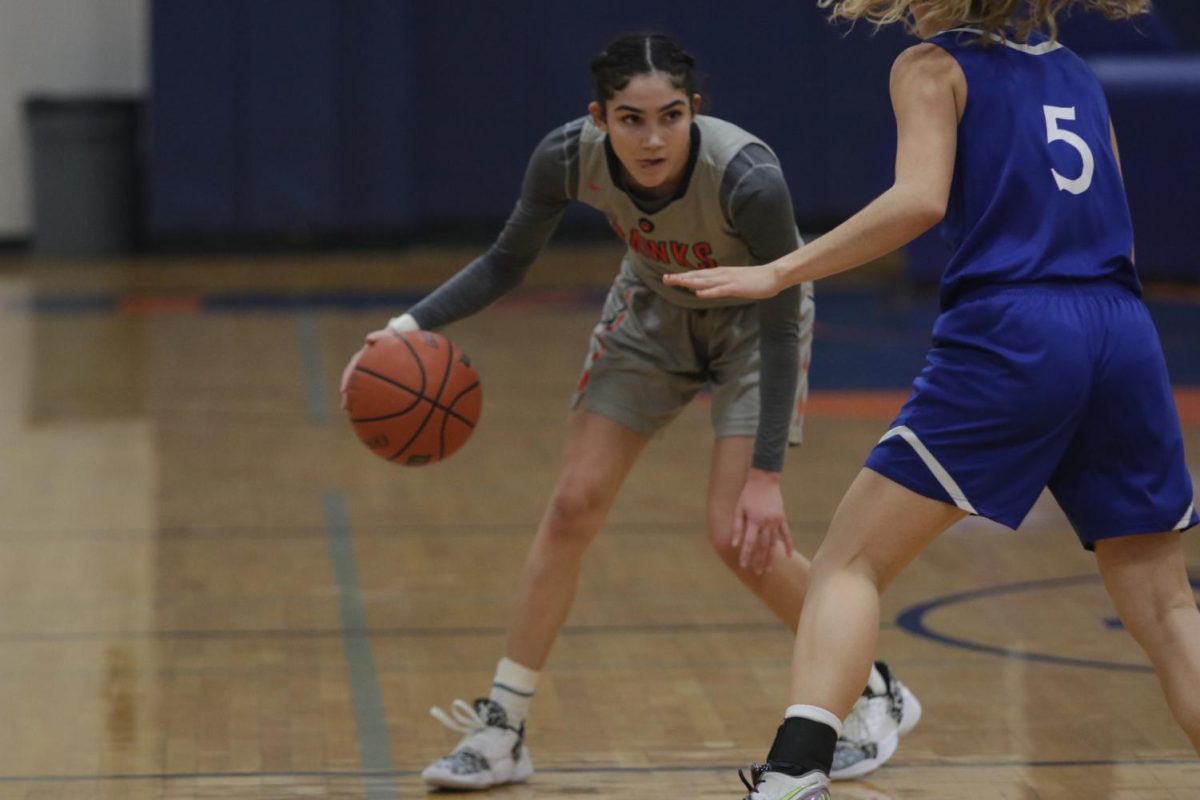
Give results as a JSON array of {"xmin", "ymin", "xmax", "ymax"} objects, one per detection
[
  {"xmin": 709, "ymin": 529, "xmax": 741, "ymax": 571},
  {"xmin": 810, "ymin": 546, "xmax": 885, "ymax": 592},
  {"xmin": 706, "ymin": 508, "xmax": 744, "ymax": 571},
  {"xmin": 542, "ymin": 482, "xmax": 610, "ymax": 546}
]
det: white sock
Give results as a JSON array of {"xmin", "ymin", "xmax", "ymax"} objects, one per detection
[
  {"xmin": 866, "ymin": 663, "xmax": 888, "ymax": 695},
  {"xmin": 785, "ymin": 704, "xmax": 843, "ymax": 738},
  {"xmin": 489, "ymin": 657, "xmax": 539, "ymax": 727}
]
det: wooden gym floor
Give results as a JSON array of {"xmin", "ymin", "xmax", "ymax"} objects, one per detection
[{"xmin": 0, "ymin": 245, "xmax": 1197, "ymax": 799}]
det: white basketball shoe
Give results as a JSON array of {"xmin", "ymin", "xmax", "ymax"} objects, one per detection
[
  {"xmin": 739, "ymin": 763, "xmax": 832, "ymax": 800},
  {"xmin": 830, "ymin": 661, "xmax": 922, "ymax": 780},
  {"xmin": 421, "ymin": 698, "xmax": 533, "ymax": 790}
]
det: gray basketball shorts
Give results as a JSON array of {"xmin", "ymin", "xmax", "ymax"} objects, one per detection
[{"xmin": 569, "ymin": 270, "xmax": 814, "ymax": 439}]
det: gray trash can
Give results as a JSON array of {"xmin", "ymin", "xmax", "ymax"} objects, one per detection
[{"xmin": 25, "ymin": 96, "xmax": 142, "ymax": 256}]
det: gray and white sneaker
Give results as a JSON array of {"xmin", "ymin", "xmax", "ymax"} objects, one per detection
[
  {"xmin": 830, "ymin": 661, "xmax": 922, "ymax": 780},
  {"xmin": 739, "ymin": 763, "xmax": 831, "ymax": 800},
  {"xmin": 421, "ymin": 698, "xmax": 533, "ymax": 790}
]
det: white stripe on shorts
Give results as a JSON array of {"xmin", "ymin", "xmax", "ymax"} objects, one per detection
[
  {"xmin": 1176, "ymin": 503, "xmax": 1196, "ymax": 531},
  {"xmin": 878, "ymin": 426, "xmax": 978, "ymax": 515}
]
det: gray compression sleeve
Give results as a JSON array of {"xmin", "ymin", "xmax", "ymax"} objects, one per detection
[
  {"xmin": 723, "ymin": 143, "xmax": 803, "ymax": 473},
  {"xmin": 405, "ymin": 125, "xmax": 575, "ymax": 330}
]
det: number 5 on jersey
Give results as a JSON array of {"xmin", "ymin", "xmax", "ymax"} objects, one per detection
[{"xmin": 1044, "ymin": 105, "xmax": 1095, "ymax": 195}]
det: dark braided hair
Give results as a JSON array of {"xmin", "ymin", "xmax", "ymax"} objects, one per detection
[{"xmin": 589, "ymin": 32, "xmax": 703, "ymax": 108}]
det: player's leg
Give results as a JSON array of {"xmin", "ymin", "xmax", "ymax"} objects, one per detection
[
  {"xmin": 1095, "ymin": 532, "xmax": 1200, "ymax": 753},
  {"xmin": 747, "ymin": 470, "xmax": 964, "ymax": 799},
  {"xmin": 706, "ymin": 434, "xmax": 809, "ymax": 623},
  {"xmin": 706, "ymin": 285, "xmax": 816, "ymax": 623},
  {"xmin": 422, "ymin": 409, "xmax": 648, "ymax": 789},
  {"xmin": 791, "ymin": 470, "xmax": 964, "ymax": 711},
  {"xmin": 505, "ymin": 409, "xmax": 649, "ymax": 668},
  {"xmin": 425, "ymin": 273, "xmax": 680, "ymax": 789}
]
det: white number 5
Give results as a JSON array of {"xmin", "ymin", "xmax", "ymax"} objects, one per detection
[{"xmin": 1044, "ymin": 105, "xmax": 1094, "ymax": 195}]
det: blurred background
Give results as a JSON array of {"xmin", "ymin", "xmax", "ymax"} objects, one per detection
[{"xmin": 0, "ymin": 0, "xmax": 1197, "ymax": 280}]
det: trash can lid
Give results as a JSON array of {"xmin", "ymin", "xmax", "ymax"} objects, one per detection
[{"xmin": 25, "ymin": 94, "xmax": 143, "ymax": 113}]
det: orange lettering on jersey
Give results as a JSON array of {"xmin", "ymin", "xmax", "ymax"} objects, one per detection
[
  {"xmin": 629, "ymin": 228, "xmax": 645, "ymax": 253},
  {"xmin": 693, "ymin": 242, "xmax": 717, "ymax": 269},
  {"xmin": 669, "ymin": 241, "xmax": 693, "ymax": 269},
  {"xmin": 645, "ymin": 240, "xmax": 671, "ymax": 265}
]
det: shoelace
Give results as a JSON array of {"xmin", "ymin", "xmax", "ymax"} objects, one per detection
[
  {"xmin": 737, "ymin": 762, "xmax": 770, "ymax": 800},
  {"xmin": 430, "ymin": 699, "xmax": 489, "ymax": 735}
]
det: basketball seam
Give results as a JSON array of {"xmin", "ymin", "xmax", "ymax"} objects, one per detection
[
  {"xmin": 350, "ymin": 368, "xmax": 424, "ymax": 417},
  {"xmin": 385, "ymin": 335, "xmax": 454, "ymax": 463},
  {"xmin": 431, "ymin": 340, "xmax": 456, "ymax": 461},
  {"xmin": 387, "ymin": 336, "xmax": 440, "ymax": 462},
  {"xmin": 350, "ymin": 369, "xmax": 476, "ymax": 426},
  {"xmin": 439, "ymin": 381, "xmax": 483, "ymax": 456}
]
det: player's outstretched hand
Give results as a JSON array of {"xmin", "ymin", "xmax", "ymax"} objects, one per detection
[
  {"xmin": 732, "ymin": 469, "xmax": 794, "ymax": 576},
  {"xmin": 663, "ymin": 264, "xmax": 785, "ymax": 300}
]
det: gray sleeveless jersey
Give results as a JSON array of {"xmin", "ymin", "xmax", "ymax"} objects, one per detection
[
  {"xmin": 572, "ymin": 115, "xmax": 799, "ymax": 309},
  {"xmin": 405, "ymin": 115, "xmax": 806, "ymax": 471}
]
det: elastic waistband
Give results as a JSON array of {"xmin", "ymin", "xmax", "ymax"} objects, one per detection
[{"xmin": 951, "ymin": 278, "xmax": 1139, "ymax": 307}]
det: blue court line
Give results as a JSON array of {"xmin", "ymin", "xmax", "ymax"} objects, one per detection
[
  {"xmin": 0, "ymin": 756, "xmax": 1194, "ymax": 783},
  {"xmin": 896, "ymin": 572, "xmax": 1200, "ymax": 674},
  {"xmin": 296, "ymin": 308, "xmax": 331, "ymax": 424},
  {"xmin": 322, "ymin": 489, "xmax": 397, "ymax": 800}
]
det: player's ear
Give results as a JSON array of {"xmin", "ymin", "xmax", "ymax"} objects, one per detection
[
  {"xmin": 588, "ymin": 101, "xmax": 607, "ymax": 132},
  {"xmin": 691, "ymin": 94, "xmax": 702, "ymax": 116}
]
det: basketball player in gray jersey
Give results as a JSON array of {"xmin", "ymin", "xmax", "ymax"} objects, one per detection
[{"xmin": 341, "ymin": 32, "xmax": 919, "ymax": 789}]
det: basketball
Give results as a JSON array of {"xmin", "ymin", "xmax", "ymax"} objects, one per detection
[{"xmin": 343, "ymin": 331, "xmax": 483, "ymax": 466}]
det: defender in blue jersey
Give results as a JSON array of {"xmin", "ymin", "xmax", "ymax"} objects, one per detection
[{"xmin": 668, "ymin": 2, "xmax": 1199, "ymax": 798}]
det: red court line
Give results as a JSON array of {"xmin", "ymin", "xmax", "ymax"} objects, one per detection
[
  {"xmin": 117, "ymin": 294, "xmax": 202, "ymax": 314},
  {"xmin": 1177, "ymin": 388, "xmax": 1200, "ymax": 427},
  {"xmin": 807, "ymin": 390, "xmax": 910, "ymax": 421},
  {"xmin": 807, "ymin": 389, "xmax": 1200, "ymax": 427}
]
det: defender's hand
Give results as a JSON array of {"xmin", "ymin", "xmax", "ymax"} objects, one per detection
[{"xmin": 664, "ymin": 264, "xmax": 785, "ymax": 300}]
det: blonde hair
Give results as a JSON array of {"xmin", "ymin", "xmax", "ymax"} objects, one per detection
[{"xmin": 818, "ymin": 0, "xmax": 1152, "ymax": 44}]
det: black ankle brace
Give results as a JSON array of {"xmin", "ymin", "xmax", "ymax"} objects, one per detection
[{"xmin": 765, "ymin": 716, "xmax": 837, "ymax": 777}]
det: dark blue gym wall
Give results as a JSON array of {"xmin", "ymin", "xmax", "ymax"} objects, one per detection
[
  {"xmin": 149, "ymin": 1, "xmax": 1199, "ymax": 281},
  {"xmin": 149, "ymin": 0, "xmax": 913, "ymax": 240},
  {"xmin": 151, "ymin": 0, "xmax": 416, "ymax": 239}
]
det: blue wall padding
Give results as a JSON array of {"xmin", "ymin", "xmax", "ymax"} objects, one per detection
[
  {"xmin": 149, "ymin": 1, "xmax": 908, "ymax": 239},
  {"xmin": 151, "ymin": 0, "xmax": 418, "ymax": 237},
  {"xmin": 1091, "ymin": 55, "xmax": 1200, "ymax": 281},
  {"xmin": 150, "ymin": 1, "xmax": 1197, "ymax": 286}
]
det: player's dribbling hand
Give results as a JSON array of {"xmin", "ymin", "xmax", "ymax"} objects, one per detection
[
  {"xmin": 339, "ymin": 314, "xmax": 420, "ymax": 409},
  {"xmin": 663, "ymin": 264, "xmax": 785, "ymax": 300},
  {"xmin": 732, "ymin": 468, "xmax": 794, "ymax": 576}
]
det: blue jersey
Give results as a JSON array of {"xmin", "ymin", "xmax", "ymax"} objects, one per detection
[{"xmin": 928, "ymin": 29, "xmax": 1140, "ymax": 308}]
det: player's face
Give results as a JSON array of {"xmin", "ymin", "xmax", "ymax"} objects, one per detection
[{"xmin": 590, "ymin": 74, "xmax": 699, "ymax": 198}]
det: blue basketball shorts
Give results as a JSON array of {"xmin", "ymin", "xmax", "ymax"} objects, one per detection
[{"xmin": 865, "ymin": 281, "xmax": 1198, "ymax": 549}]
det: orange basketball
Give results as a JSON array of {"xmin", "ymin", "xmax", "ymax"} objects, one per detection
[{"xmin": 343, "ymin": 331, "xmax": 482, "ymax": 466}]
